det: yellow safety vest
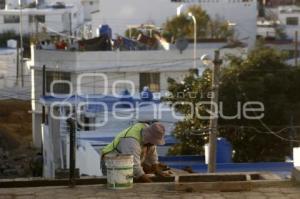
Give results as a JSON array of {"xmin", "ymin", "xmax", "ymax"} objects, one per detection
[{"xmin": 101, "ymin": 123, "xmax": 146, "ymax": 155}]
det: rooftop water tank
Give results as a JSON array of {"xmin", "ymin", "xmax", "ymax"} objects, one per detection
[
  {"xmin": 99, "ymin": 24, "xmax": 112, "ymax": 38},
  {"xmin": 7, "ymin": 39, "xmax": 17, "ymax": 48}
]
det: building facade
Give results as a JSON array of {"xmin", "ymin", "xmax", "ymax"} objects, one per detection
[
  {"xmin": 0, "ymin": 0, "xmax": 98, "ymax": 38},
  {"xmin": 277, "ymin": 6, "xmax": 300, "ymax": 40},
  {"xmin": 94, "ymin": 0, "xmax": 257, "ymax": 48},
  {"xmin": 30, "ymin": 42, "xmax": 247, "ymax": 148}
]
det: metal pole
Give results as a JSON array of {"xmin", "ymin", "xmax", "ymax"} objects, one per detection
[
  {"xmin": 188, "ymin": 13, "xmax": 197, "ymax": 69},
  {"xmin": 67, "ymin": 118, "xmax": 76, "ymax": 187},
  {"xmin": 193, "ymin": 17, "xmax": 197, "ymax": 69},
  {"xmin": 16, "ymin": 42, "xmax": 19, "ymax": 86},
  {"xmin": 191, "ymin": 15, "xmax": 197, "ymax": 69},
  {"xmin": 208, "ymin": 50, "xmax": 221, "ymax": 173},
  {"xmin": 295, "ymin": 31, "xmax": 298, "ymax": 67},
  {"xmin": 69, "ymin": 12, "xmax": 72, "ymax": 46},
  {"xmin": 42, "ymin": 65, "xmax": 46, "ymax": 124},
  {"xmin": 19, "ymin": 0, "xmax": 24, "ymax": 87}
]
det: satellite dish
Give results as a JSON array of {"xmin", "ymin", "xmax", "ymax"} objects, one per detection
[{"xmin": 175, "ymin": 37, "xmax": 189, "ymax": 54}]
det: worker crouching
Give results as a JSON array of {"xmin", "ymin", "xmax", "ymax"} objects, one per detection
[{"xmin": 101, "ymin": 122, "xmax": 170, "ymax": 183}]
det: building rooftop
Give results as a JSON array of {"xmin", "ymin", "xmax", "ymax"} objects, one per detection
[{"xmin": 0, "ymin": 6, "xmax": 75, "ymax": 14}]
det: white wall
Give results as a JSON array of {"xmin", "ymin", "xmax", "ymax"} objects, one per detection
[
  {"xmin": 257, "ymin": 25, "xmax": 276, "ymax": 38},
  {"xmin": 95, "ymin": 0, "xmax": 257, "ymax": 48},
  {"xmin": 33, "ymin": 43, "xmax": 245, "ymax": 72},
  {"xmin": 0, "ymin": 7, "xmax": 83, "ymax": 35},
  {"xmin": 278, "ymin": 12, "xmax": 300, "ymax": 39},
  {"xmin": 0, "ymin": 48, "xmax": 17, "ymax": 88},
  {"xmin": 81, "ymin": 0, "xmax": 99, "ymax": 21}
]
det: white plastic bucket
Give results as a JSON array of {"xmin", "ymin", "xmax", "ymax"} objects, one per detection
[
  {"xmin": 105, "ymin": 154, "xmax": 134, "ymax": 189},
  {"xmin": 294, "ymin": 147, "xmax": 300, "ymax": 167}
]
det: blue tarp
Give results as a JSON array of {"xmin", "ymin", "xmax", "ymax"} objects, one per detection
[
  {"xmin": 40, "ymin": 94, "xmax": 160, "ymax": 112},
  {"xmin": 158, "ymin": 155, "xmax": 293, "ymax": 176}
]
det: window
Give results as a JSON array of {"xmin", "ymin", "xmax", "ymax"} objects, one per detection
[
  {"xmin": 140, "ymin": 73, "xmax": 160, "ymax": 92},
  {"xmin": 4, "ymin": 15, "xmax": 20, "ymax": 23},
  {"xmin": 29, "ymin": 15, "xmax": 45, "ymax": 23},
  {"xmin": 46, "ymin": 71, "xmax": 71, "ymax": 94},
  {"xmin": 286, "ymin": 17, "xmax": 299, "ymax": 25},
  {"xmin": 0, "ymin": 0, "xmax": 5, "ymax": 9},
  {"xmin": 89, "ymin": 1, "xmax": 93, "ymax": 5}
]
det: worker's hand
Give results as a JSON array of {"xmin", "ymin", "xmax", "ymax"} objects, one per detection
[
  {"xmin": 135, "ymin": 174, "xmax": 152, "ymax": 183},
  {"xmin": 155, "ymin": 171, "xmax": 171, "ymax": 177},
  {"xmin": 158, "ymin": 163, "xmax": 169, "ymax": 171},
  {"xmin": 152, "ymin": 164, "xmax": 171, "ymax": 177}
]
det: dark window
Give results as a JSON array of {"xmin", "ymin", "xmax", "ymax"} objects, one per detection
[
  {"xmin": 46, "ymin": 71, "xmax": 71, "ymax": 94},
  {"xmin": 29, "ymin": 15, "xmax": 45, "ymax": 23},
  {"xmin": 0, "ymin": 0, "xmax": 5, "ymax": 9},
  {"xmin": 4, "ymin": 15, "xmax": 20, "ymax": 23},
  {"xmin": 286, "ymin": 17, "xmax": 299, "ymax": 25},
  {"xmin": 140, "ymin": 73, "xmax": 160, "ymax": 92}
]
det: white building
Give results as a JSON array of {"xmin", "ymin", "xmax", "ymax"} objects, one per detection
[
  {"xmin": 94, "ymin": 0, "xmax": 257, "ymax": 48},
  {"xmin": 259, "ymin": 6, "xmax": 300, "ymax": 40},
  {"xmin": 0, "ymin": 7, "xmax": 83, "ymax": 35},
  {"xmin": 30, "ymin": 41, "xmax": 247, "ymax": 149},
  {"xmin": 257, "ymin": 20, "xmax": 278, "ymax": 38},
  {"xmin": 29, "ymin": 40, "xmax": 247, "ymax": 177},
  {"xmin": 0, "ymin": 47, "xmax": 17, "ymax": 88},
  {"xmin": 0, "ymin": 39, "xmax": 31, "ymax": 90},
  {"xmin": 0, "ymin": 0, "xmax": 98, "ymax": 38},
  {"xmin": 277, "ymin": 6, "xmax": 300, "ymax": 40}
]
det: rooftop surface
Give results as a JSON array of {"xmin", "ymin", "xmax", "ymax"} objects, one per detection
[{"xmin": 0, "ymin": 183, "xmax": 299, "ymax": 199}]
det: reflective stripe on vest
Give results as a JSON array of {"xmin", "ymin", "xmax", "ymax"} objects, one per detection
[{"xmin": 101, "ymin": 123, "xmax": 146, "ymax": 155}]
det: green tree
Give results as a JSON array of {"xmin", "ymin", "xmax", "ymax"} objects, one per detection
[
  {"xmin": 220, "ymin": 47, "xmax": 300, "ymax": 162},
  {"xmin": 163, "ymin": 5, "xmax": 210, "ymax": 42},
  {"xmin": 163, "ymin": 5, "xmax": 233, "ymax": 42},
  {"xmin": 164, "ymin": 69, "xmax": 212, "ymax": 155},
  {"xmin": 164, "ymin": 47, "xmax": 300, "ymax": 162}
]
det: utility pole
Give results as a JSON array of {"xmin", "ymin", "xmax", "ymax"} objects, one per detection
[
  {"xmin": 35, "ymin": 15, "xmax": 39, "ymax": 39},
  {"xmin": 16, "ymin": 41, "xmax": 19, "ymax": 86},
  {"xmin": 68, "ymin": 12, "xmax": 73, "ymax": 48},
  {"xmin": 69, "ymin": 13, "xmax": 72, "ymax": 37},
  {"xmin": 295, "ymin": 31, "xmax": 298, "ymax": 67},
  {"xmin": 188, "ymin": 12, "xmax": 197, "ymax": 69},
  {"xmin": 42, "ymin": 65, "xmax": 46, "ymax": 124},
  {"xmin": 208, "ymin": 50, "xmax": 222, "ymax": 173},
  {"xmin": 67, "ymin": 118, "xmax": 76, "ymax": 188},
  {"xmin": 19, "ymin": 0, "xmax": 24, "ymax": 87}
]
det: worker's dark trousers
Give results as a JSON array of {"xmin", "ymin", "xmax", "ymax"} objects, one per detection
[{"xmin": 101, "ymin": 159, "xmax": 107, "ymax": 176}]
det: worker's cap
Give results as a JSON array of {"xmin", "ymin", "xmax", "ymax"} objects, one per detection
[{"xmin": 143, "ymin": 122, "xmax": 166, "ymax": 145}]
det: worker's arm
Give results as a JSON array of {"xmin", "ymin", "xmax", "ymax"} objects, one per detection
[
  {"xmin": 143, "ymin": 146, "xmax": 159, "ymax": 166},
  {"xmin": 118, "ymin": 138, "xmax": 152, "ymax": 182},
  {"xmin": 144, "ymin": 146, "xmax": 170, "ymax": 177}
]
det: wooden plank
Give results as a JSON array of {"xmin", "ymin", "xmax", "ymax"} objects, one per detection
[
  {"xmin": 0, "ymin": 178, "xmax": 107, "ymax": 188},
  {"xmin": 179, "ymin": 174, "xmax": 247, "ymax": 182},
  {"xmin": 175, "ymin": 181, "xmax": 252, "ymax": 192}
]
